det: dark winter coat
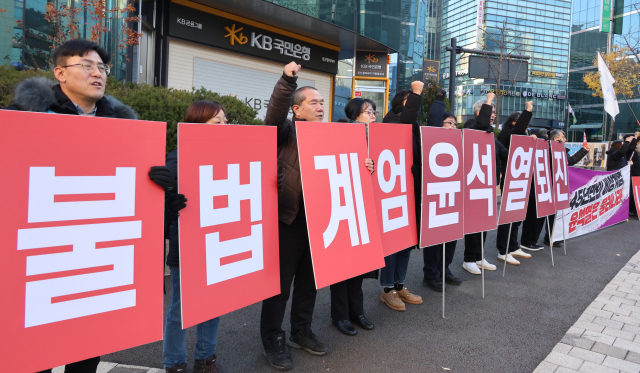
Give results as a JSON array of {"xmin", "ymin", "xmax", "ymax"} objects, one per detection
[
  {"xmin": 606, "ymin": 141, "xmax": 631, "ymax": 171},
  {"xmin": 626, "ymin": 138, "xmax": 640, "ymax": 176},
  {"xmin": 165, "ymin": 150, "xmax": 180, "ymax": 267},
  {"xmin": 464, "ymin": 104, "xmax": 509, "ymax": 185},
  {"xmin": 3, "ymin": 77, "xmax": 137, "ymax": 119},
  {"xmin": 382, "ymin": 92, "xmax": 422, "ymax": 242},
  {"xmin": 567, "ymin": 147, "xmax": 589, "ymax": 166},
  {"xmin": 264, "ymin": 73, "xmax": 307, "ymax": 225}
]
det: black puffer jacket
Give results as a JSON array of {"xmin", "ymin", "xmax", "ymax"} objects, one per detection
[
  {"xmin": 3, "ymin": 77, "xmax": 137, "ymax": 119},
  {"xmin": 606, "ymin": 141, "xmax": 631, "ymax": 171},
  {"xmin": 464, "ymin": 105, "xmax": 509, "ymax": 185},
  {"xmin": 567, "ymin": 147, "xmax": 589, "ymax": 166},
  {"xmin": 382, "ymin": 92, "xmax": 422, "ymax": 239}
]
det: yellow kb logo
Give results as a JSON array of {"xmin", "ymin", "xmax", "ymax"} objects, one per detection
[
  {"xmin": 365, "ymin": 54, "xmax": 379, "ymax": 63},
  {"xmin": 224, "ymin": 24, "xmax": 248, "ymax": 45},
  {"xmin": 427, "ymin": 66, "xmax": 436, "ymax": 73}
]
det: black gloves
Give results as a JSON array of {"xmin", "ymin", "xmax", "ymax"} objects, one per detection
[
  {"xmin": 167, "ymin": 194, "xmax": 187, "ymax": 220},
  {"xmin": 485, "ymin": 126, "xmax": 495, "ymax": 134},
  {"xmin": 435, "ymin": 88, "xmax": 447, "ymax": 102},
  {"xmin": 149, "ymin": 166, "xmax": 176, "ymax": 192}
]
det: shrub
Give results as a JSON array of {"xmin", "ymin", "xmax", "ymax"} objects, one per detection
[{"xmin": 0, "ymin": 66, "xmax": 263, "ymax": 153}]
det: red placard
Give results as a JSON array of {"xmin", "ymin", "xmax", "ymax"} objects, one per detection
[
  {"xmin": 463, "ymin": 129, "xmax": 497, "ymax": 234},
  {"xmin": 634, "ymin": 177, "xmax": 640, "ymax": 215},
  {"xmin": 0, "ymin": 111, "xmax": 166, "ymax": 373},
  {"xmin": 177, "ymin": 123, "xmax": 280, "ymax": 328},
  {"xmin": 533, "ymin": 139, "xmax": 556, "ymax": 217},
  {"xmin": 420, "ymin": 127, "xmax": 464, "ymax": 247},
  {"xmin": 368, "ymin": 122, "xmax": 417, "ymax": 255},
  {"xmin": 498, "ymin": 135, "xmax": 536, "ymax": 225},
  {"xmin": 297, "ymin": 122, "xmax": 385, "ymax": 289},
  {"xmin": 550, "ymin": 140, "xmax": 571, "ymax": 210}
]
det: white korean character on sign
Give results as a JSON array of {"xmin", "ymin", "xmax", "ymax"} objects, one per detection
[
  {"xmin": 199, "ymin": 162, "xmax": 263, "ymax": 286},
  {"xmin": 535, "ymin": 148, "xmax": 553, "ymax": 202},
  {"xmin": 505, "ymin": 147, "xmax": 533, "ymax": 211},
  {"xmin": 273, "ymin": 39, "xmax": 284, "ymax": 54},
  {"xmin": 301, "ymin": 46, "xmax": 311, "ymax": 61},
  {"xmin": 292, "ymin": 44, "xmax": 302, "ymax": 58},
  {"xmin": 315, "ymin": 153, "xmax": 369, "ymax": 248},
  {"xmin": 283, "ymin": 41, "xmax": 294, "ymax": 56},
  {"xmin": 427, "ymin": 143, "xmax": 461, "ymax": 228},
  {"xmin": 553, "ymin": 150, "xmax": 569, "ymax": 202},
  {"xmin": 467, "ymin": 143, "xmax": 494, "ymax": 216},
  {"xmin": 19, "ymin": 167, "xmax": 139, "ymax": 327},
  {"xmin": 377, "ymin": 149, "xmax": 408, "ymax": 233}
]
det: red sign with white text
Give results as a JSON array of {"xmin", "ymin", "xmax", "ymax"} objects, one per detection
[
  {"xmin": 297, "ymin": 122, "xmax": 385, "ymax": 289},
  {"xmin": 498, "ymin": 135, "xmax": 536, "ymax": 225},
  {"xmin": 463, "ymin": 129, "xmax": 497, "ymax": 234},
  {"xmin": 420, "ymin": 127, "xmax": 464, "ymax": 247},
  {"xmin": 0, "ymin": 111, "xmax": 166, "ymax": 373},
  {"xmin": 533, "ymin": 139, "xmax": 556, "ymax": 217},
  {"xmin": 634, "ymin": 177, "xmax": 640, "ymax": 215},
  {"xmin": 550, "ymin": 141, "xmax": 571, "ymax": 211},
  {"xmin": 369, "ymin": 122, "xmax": 417, "ymax": 256},
  {"xmin": 178, "ymin": 124, "xmax": 280, "ymax": 328}
]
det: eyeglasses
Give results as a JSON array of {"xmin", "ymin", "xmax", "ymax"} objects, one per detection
[
  {"xmin": 61, "ymin": 62, "xmax": 110, "ymax": 76},
  {"xmin": 361, "ymin": 110, "xmax": 379, "ymax": 116}
]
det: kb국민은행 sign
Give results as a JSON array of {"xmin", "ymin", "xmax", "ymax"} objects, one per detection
[
  {"xmin": 177, "ymin": 123, "xmax": 280, "ymax": 328},
  {"xmin": 0, "ymin": 111, "xmax": 166, "ymax": 373},
  {"xmin": 368, "ymin": 122, "xmax": 417, "ymax": 255},
  {"xmin": 297, "ymin": 122, "xmax": 385, "ymax": 289}
]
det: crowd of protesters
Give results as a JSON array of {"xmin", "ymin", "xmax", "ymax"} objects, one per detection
[{"xmin": 3, "ymin": 39, "xmax": 633, "ymax": 373}]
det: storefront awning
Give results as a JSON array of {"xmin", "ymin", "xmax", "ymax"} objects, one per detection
[
  {"xmin": 569, "ymin": 123, "xmax": 603, "ymax": 130},
  {"xmin": 187, "ymin": 0, "xmax": 397, "ymax": 58}
]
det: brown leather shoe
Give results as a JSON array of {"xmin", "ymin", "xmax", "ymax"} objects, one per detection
[
  {"xmin": 379, "ymin": 290, "xmax": 406, "ymax": 311},
  {"xmin": 396, "ymin": 287, "xmax": 423, "ymax": 305}
]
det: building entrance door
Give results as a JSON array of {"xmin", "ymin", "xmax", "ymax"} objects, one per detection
[{"xmin": 353, "ymin": 77, "xmax": 389, "ymax": 119}]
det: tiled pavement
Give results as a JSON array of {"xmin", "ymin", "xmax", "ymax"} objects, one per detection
[{"xmin": 534, "ymin": 250, "xmax": 640, "ymax": 373}]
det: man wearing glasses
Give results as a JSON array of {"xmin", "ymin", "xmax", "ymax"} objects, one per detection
[
  {"xmin": 5, "ymin": 39, "xmax": 136, "ymax": 120},
  {"xmin": 5, "ymin": 39, "xmax": 136, "ymax": 373}
]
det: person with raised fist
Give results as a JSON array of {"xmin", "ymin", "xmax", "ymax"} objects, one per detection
[{"xmin": 377, "ymin": 80, "xmax": 425, "ymax": 312}]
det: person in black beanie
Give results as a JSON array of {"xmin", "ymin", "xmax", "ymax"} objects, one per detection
[{"xmin": 422, "ymin": 89, "xmax": 464, "ymax": 292}]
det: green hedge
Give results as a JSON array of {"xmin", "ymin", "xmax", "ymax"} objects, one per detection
[{"xmin": 0, "ymin": 65, "xmax": 264, "ymax": 153}]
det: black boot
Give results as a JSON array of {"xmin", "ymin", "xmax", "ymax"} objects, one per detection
[
  {"xmin": 193, "ymin": 354, "xmax": 224, "ymax": 373},
  {"xmin": 332, "ymin": 319, "xmax": 357, "ymax": 336},
  {"xmin": 263, "ymin": 332, "xmax": 294, "ymax": 371},
  {"xmin": 350, "ymin": 315, "xmax": 375, "ymax": 330},
  {"xmin": 288, "ymin": 329, "xmax": 329, "ymax": 356}
]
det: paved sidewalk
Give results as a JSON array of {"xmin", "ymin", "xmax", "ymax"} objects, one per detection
[{"xmin": 535, "ymin": 250, "xmax": 640, "ymax": 373}]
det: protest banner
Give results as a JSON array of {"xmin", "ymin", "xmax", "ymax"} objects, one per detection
[
  {"xmin": 369, "ymin": 122, "xmax": 418, "ymax": 256},
  {"xmin": 463, "ymin": 129, "xmax": 497, "ymax": 234},
  {"xmin": 634, "ymin": 177, "xmax": 640, "ymax": 214},
  {"xmin": 177, "ymin": 124, "xmax": 280, "ymax": 328},
  {"xmin": 420, "ymin": 126, "xmax": 464, "ymax": 247},
  {"xmin": 0, "ymin": 111, "xmax": 166, "ymax": 372},
  {"xmin": 550, "ymin": 140, "xmax": 571, "ymax": 210},
  {"xmin": 498, "ymin": 135, "xmax": 536, "ymax": 225},
  {"xmin": 553, "ymin": 166, "xmax": 630, "ymax": 241},
  {"xmin": 533, "ymin": 139, "xmax": 556, "ymax": 218},
  {"xmin": 297, "ymin": 122, "xmax": 385, "ymax": 289}
]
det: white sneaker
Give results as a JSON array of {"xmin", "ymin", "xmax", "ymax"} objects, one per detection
[
  {"xmin": 497, "ymin": 253, "xmax": 521, "ymax": 265},
  {"xmin": 511, "ymin": 248, "xmax": 532, "ymax": 258},
  {"xmin": 463, "ymin": 262, "xmax": 481, "ymax": 275},
  {"xmin": 476, "ymin": 259, "xmax": 497, "ymax": 271}
]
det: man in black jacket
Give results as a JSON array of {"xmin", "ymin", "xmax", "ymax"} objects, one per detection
[
  {"xmin": 627, "ymin": 133, "xmax": 640, "ymax": 216},
  {"xmin": 4, "ymin": 39, "xmax": 136, "ymax": 373},
  {"xmin": 607, "ymin": 135, "xmax": 635, "ymax": 171},
  {"xmin": 259, "ymin": 62, "xmax": 373, "ymax": 371},
  {"xmin": 495, "ymin": 101, "xmax": 537, "ymax": 266},
  {"xmin": 461, "ymin": 93, "xmax": 509, "ymax": 275}
]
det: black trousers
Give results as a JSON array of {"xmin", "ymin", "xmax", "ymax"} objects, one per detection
[
  {"xmin": 36, "ymin": 357, "xmax": 100, "ymax": 373},
  {"xmin": 422, "ymin": 240, "xmax": 457, "ymax": 281},
  {"xmin": 543, "ymin": 214, "xmax": 556, "ymax": 242},
  {"xmin": 329, "ymin": 276, "xmax": 364, "ymax": 320},
  {"xmin": 496, "ymin": 221, "xmax": 521, "ymax": 255},
  {"xmin": 630, "ymin": 183, "xmax": 637, "ymax": 213},
  {"xmin": 463, "ymin": 232, "xmax": 487, "ymax": 262},
  {"xmin": 520, "ymin": 188, "xmax": 545, "ymax": 246},
  {"xmin": 260, "ymin": 214, "xmax": 316, "ymax": 343}
]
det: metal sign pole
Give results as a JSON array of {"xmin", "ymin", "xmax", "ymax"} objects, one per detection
[
  {"xmin": 547, "ymin": 216, "xmax": 554, "ymax": 267},
  {"xmin": 502, "ymin": 223, "xmax": 513, "ymax": 277},
  {"xmin": 562, "ymin": 210, "xmax": 567, "ymax": 256},
  {"xmin": 442, "ymin": 242, "xmax": 446, "ymax": 318},
  {"xmin": 481, "ymin": 231, "xmax": 485, "ymax": 298}
]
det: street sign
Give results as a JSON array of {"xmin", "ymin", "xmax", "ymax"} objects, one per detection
[{"xmin": 468, "ymin": 55, "xmax": 528, "ymax": 82}]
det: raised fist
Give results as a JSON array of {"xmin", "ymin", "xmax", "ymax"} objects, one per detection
[
  {"xmin": 525, "ymin": 101, "xmax": 533, "ymax": 112},
  {"xmin": 411, "ymin": 81, "xmax": 425, "ymax": 95},
  {"xmin": 486, "ymin": 92, "xmax": 496, "ymax": 103},
  {"xmin": 284, "ymin": 61, "xmax": 301, "ymax": 77},
  {"xmin": 435, "ymin": 88, "xmax": 447, "ymax": 100}
]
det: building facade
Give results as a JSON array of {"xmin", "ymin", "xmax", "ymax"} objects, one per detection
[
  {"xmin": 567, "ymin": 0, "xmax": 640, "ymax": 141},
  {"xmin": 440, "ymin": 0, "xmax": 572, "ymax": 128}
]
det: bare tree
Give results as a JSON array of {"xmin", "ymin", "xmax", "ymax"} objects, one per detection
[{"xmin": 476, "ymin": 20, "xmax": 528, "ymax": 127}]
